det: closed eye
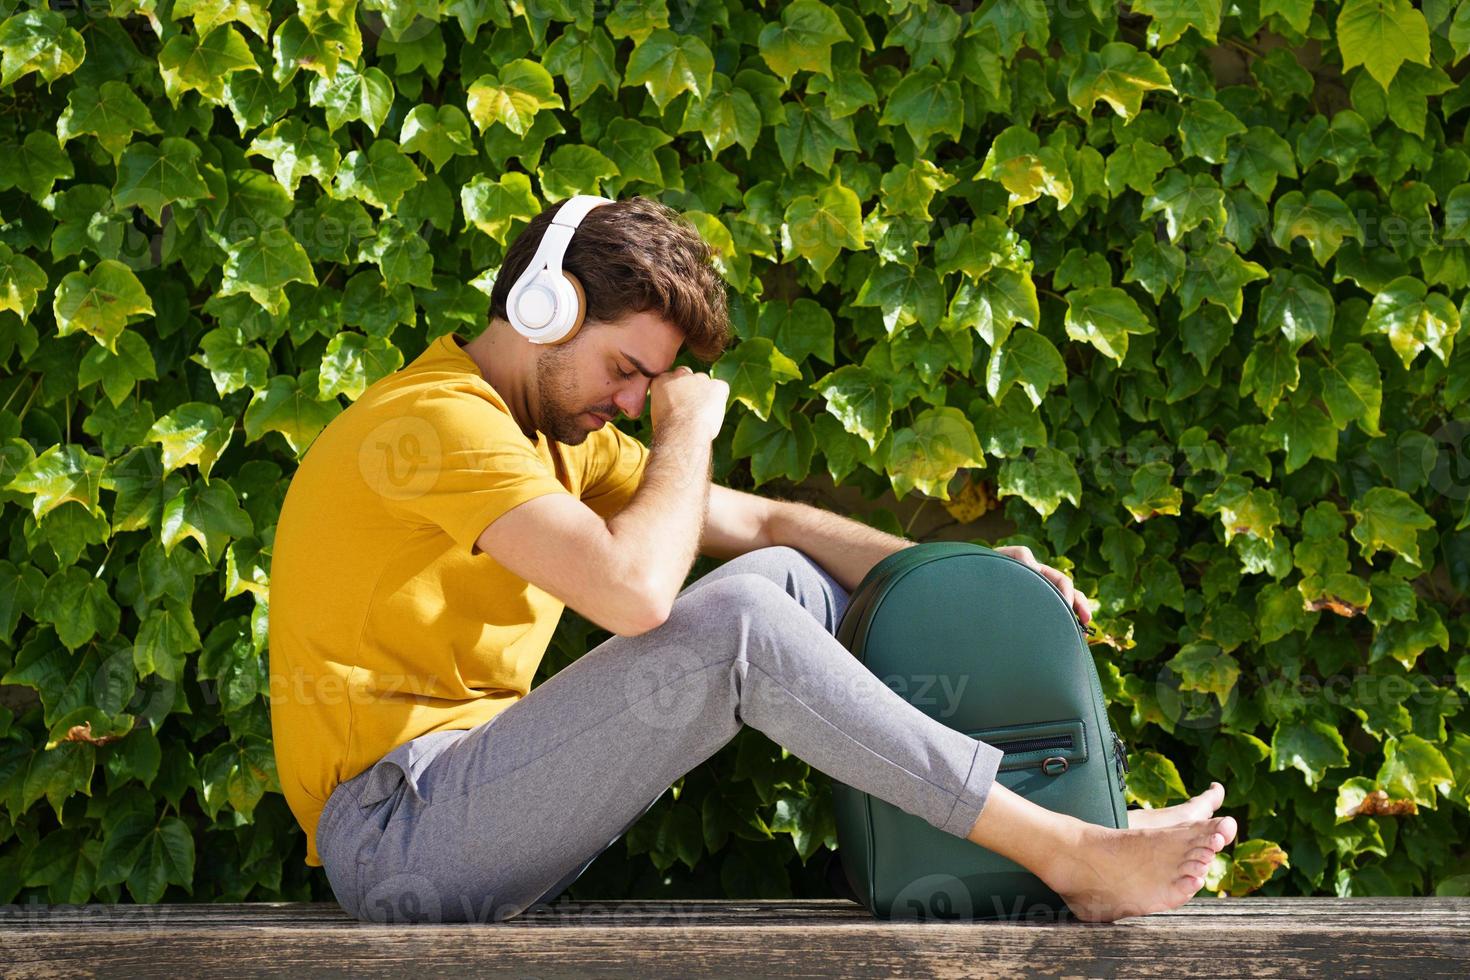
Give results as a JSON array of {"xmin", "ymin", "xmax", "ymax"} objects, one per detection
[{"xmin": 616, "ymin": 366, "xmax": 635, "ymax": 380}]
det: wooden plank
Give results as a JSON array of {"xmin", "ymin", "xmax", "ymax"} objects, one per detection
[{"xmin": 1, "ymin": 898, "xmax": 1466, "ymax": 978}]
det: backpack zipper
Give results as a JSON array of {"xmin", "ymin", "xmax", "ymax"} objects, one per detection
[
  {"xmin": 990, "ymin": 732, "xmax": 1074, "ymax": 754},
  {"xmin": 1112, "ymin": 731, "xmax": 1130, "ymax": 779}
]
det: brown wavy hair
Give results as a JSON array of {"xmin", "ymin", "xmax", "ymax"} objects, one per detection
[{"xmin": 489, "ymin": 195, "xmax": 732, "ymax": 363}]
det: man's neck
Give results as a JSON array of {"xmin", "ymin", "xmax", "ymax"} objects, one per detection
[{"xmin": 456, "ymin": 329, "xmax": 540, "ymax": 443}]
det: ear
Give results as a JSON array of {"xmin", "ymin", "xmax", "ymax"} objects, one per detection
[{"xmin": 551, "ymin": 270, "xmax": 588, "ymax": 345}]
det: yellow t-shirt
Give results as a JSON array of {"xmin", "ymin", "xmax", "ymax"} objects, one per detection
[{"xmin": 268, "ymin": 330, "xmax": 649, "ymax": 867}]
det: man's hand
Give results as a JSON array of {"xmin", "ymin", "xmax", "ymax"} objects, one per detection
[{"xmin": 994, "ymin": 545, "xmax": 1092, "ymax": 625}]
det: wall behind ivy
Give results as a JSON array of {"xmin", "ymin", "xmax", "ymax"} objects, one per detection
[{"xmin": 0, "ymin": 0, "xmax": 1468, "ymax": 907}]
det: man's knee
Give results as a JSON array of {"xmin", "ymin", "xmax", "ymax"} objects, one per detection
[{"xmin": 672, "ymin": 571, "xmax": 788, "ymax": 619}]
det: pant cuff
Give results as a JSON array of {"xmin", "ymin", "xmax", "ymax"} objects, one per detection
[{"xmin": 937, "ymin": 737, "xmax": 1005, "ymax": 838}]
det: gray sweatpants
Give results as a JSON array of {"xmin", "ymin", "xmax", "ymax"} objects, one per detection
[{"xmin": 313, "ymin": 544, "xmax": 1005, "ymax": 923}]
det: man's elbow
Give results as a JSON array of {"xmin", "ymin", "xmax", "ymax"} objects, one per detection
[{"xmin": 613, "ymin": 581, "xmax": 670, "ymax": 637}]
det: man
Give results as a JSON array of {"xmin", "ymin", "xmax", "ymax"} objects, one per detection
[{"xmin": 270, "ymin": 196, "xmax": 1234, "ymax": 926}]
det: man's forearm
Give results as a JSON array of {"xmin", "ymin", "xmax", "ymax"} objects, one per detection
[
  {"xmin": 767, "ymin": 498, "xmax": 916, "ymax": 594},
  {"xmin": 606, "ymin": 423, "xmax": 711, "ymax": 622}
]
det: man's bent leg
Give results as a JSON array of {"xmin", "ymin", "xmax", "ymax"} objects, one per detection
[{"xmin": 337, "ymin": 552, "xmax": 1000, "ymax": 924}]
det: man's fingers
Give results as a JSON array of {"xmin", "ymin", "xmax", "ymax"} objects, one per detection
[
  {"xmin": 996, "ymin": 545, "xmax": 1092, "ymax": 625},
  {"xmin": 1073, "ymin": 590, "xmax": 1092, "ymax": 624}
]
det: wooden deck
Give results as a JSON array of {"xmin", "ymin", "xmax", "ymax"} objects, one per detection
[{"xmin": 1, "ymin": 897, "xmax": 1466, "ymax": 976}]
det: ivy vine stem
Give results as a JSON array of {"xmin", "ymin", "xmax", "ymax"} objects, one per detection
[
  {"xmin": 2, "ymin": 377, "xmax": 38, "ymax": 415},
  {"xmin": 903, "ymin": 495, "xmax": 930, "ymax": 537}
]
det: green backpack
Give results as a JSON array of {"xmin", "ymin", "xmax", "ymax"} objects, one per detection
[{"xmin": 830, "ymin": 541, "xmax": 1130, "ymax": 921}]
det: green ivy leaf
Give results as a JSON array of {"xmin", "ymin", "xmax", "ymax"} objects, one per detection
[
  {"xmin": 757, "ymin": 0, "xmax": 848, "ymax": 82},
  {"xmin": 1319, "ymin": 343, "xmax": 1384, "ymax": 436},
  {"xmin": 146, "ymin": 402, "xmax": 235, "ymax": 483},
  {"xmin": 854, "ymin": 262, "xmax": 945, "ymax": 336},
  {"xmin": 1263, "ymin": 386, "xmax": 1339, "ymax": 474},
  {"xmin": 36, "ymin": 567, "xmax": 121, "ymax": 652},
  {"xmin": 774, "ymin": 99, "xmax": 859, "ymax": 177},
  {"xmin": 334, "ymin": 139, "xmax": 425, "ymax": 212},
  {"xmin": 1239, "ymin": 334, "xmax": 1301, "ymax": 415},
  {"xmin": 946, "ymin": 265, "xmax": 1039, "ymax": 347},
  {"xmin": 998, "ymin": 445, "xmax": 1081, "ymax": 519},
  {"xmin": 599, "ymin": 116, "xmax": 673, "ymax": 192},
  {"xmin": 1197, "ymin": 474, "xmax": 1282, "ymax": 545},
  {"xmin": 1125, "ymin": 749, "xmax": 1189, "ymax": 807},
  {"xmin": 1351, "ymin": 485, "xmax": 1435, "ymax": 567},
  {"xmin": 158, "ymin": 24, "xmax": 259, "ymax": 106},
  {"xmin": 1122, "ymin": 460, "xmax": 1184, "ymax": 520},
  {"xmin": 356, "ymin": 216, "xmax": 435, "ymax": 290},
  {"xmin": 732, "ymin": 410, "xmax": 815, "ymax": 487},
  {"xmin": 460, "ymin": 170, "xmax": 539, "ymax": 244},
  {"xmin": 219, "ymin": 227, "xmax": 318, "ymax": 317},
  {"xmin": 160, "ymin": 479, "xmax": 253, "ymax": 566},
  {"xmin": 812, "ymin": 364, "xmax": 893, "ymax": 453},
  {"xmin": 543, "ymin": 24, "xmax": 620, "ymax": 108},
  {"xmin": 1363, "ymin": 275, "xmax": 1460, "ymax": 368},
  {"xmin": 681, "ymin": 72, "xmax": 763, "ymax": 158},
  {"xmin": 1271, "ymin": 189, "xmax": 1361, "ymax": 265},
  {"xmin": 133, "ymin": 597, "xmax": 202, "ymax": 682},
  {"xmin": 1142, "ymin": 170, "xmax": 1227, "ymax": 243},
  {"xmin": 398, "ymin": 104, "xmax": 476, "ymax": 172},
  {"xmin": 1106, "ymin": 138, "xmax": 1174, "ymax": 196},
  {"xmin": 112, "ymin": 137, "xmax": 212, "ymax": 224},
  {"xmin": 986, "ymin": 324, "xmax": 1065, "ymax": 407},
  {"xmin": 191, "ymin": 326, "xmax": 269, "ymax": 399},
  {"xmin": 877, "ymin": 64, "xmax": 963, "ymax": 154},
  {"xmin": 318, "ymin": 331, "xmax": 403, "ymax": 402},
  {"xmin": 1376, "ymin": 734, "xmax": 1454, "ymax": 807},
  {"xmin": 885, "ymin": 406, "xmax": 983, "ymax": 499},
  {"xmin": 1271, "ymin": 718, "xmax": 1350, "ymax": 788},
  {"xmin": 780, "ymin": 178, "xmax": 865, "ymax": 277},
  {"xmin": 1207, "ymin": 839, "xmax": 1290, "ymax": 897},
  {"xmin": 1065, "ymin": 285, "xmax": 1154, "ymax": 364},
  {"xmin": 0, "ymin": 8, "xmax": 84, "ymax": 88},
  {"xmin": 753, "ymin": 297, "xmax": 836, "ymax": 367},
  {"xmin": 1178, "ymin": 98, "xmax": 1246, "ymax": 164},
  {"xmin": 1337, "ymin": 0, "xmax": 1431, "ymax": 90},
  {"xmin": 466, "ymin": 58, "xmax": 562, "ymax": 136},
  {"xmin": 623, "ymin": 29, "xmax": 714, "ymax": 112},
  {"xmin": 242, "ymin": 374, "xmax": 341, "ymax": 457},
  {"xmin": 537, "ymin": 142, "xmax": 619, "ymax": 201},
  {"xmin": 56, "ymin": 82, "xmax": 162, "ymax": 164},
  {"xmin": 978, "ymin": 127, "xmax": 1073, "ymax": 212},
  {"xmin": 1067, "ymin": 42, "xmax": 1175, "ymax": 122},
  {"xmin": 1130, "ymin": 0, "xmax": 1223, "ymax": 47},
  {"xmin": 1221, "ymin": 125, "xmax": 1297, "ymax": 199},
  {"xmin": 1257, "ymin": 270, "xmax": 1335, "ymax": 350},
  {"xmin": 6, "ymin": 443, "xmax": 107, "ymax": 520},
  {"xmin": 712, "ymin": 337, "xmax": 801, "ymax": 421}
]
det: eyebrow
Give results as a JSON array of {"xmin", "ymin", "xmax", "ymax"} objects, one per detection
[{"xmin": 620, "ymin": 351, "xmax": 666, "ymax": 379}]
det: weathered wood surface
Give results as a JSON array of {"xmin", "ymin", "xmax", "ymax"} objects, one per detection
[{"xmin": 1, "ymin": 897, "xmax": 1466, "ymax": 978}]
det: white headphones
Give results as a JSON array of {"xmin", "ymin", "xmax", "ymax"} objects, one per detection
[{"xmin": 506, "ymin": 194, "xmax": 613, "ymax": 345}]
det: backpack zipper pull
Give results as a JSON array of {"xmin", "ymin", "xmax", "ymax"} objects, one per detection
[{"xmin": 1111, "ymin": 732, "xmax": 1130, "ymax": 776}]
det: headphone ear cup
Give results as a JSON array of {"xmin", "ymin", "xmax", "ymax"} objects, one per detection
[{"xmin": 548, "ymin": 270, "xmax": 588, "ymax": 345}]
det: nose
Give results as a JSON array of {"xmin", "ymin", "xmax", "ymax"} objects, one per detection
[{"xmin": 614, "ymin": 384, "xmax": 646, "ymax": 419}]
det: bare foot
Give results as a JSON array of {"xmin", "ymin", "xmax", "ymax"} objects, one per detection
[
  {"xmin": 1042, "ymin": 815, "xmax": 1238, "ymax": 922},
  {"xmin": 1126, "ymin": 782, "xmax": 1224, "ymax": 829}
]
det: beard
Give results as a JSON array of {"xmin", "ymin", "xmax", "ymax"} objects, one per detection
[{"xmin": 534, "ymin": 339, "xmax": 609, "ymax": 445}]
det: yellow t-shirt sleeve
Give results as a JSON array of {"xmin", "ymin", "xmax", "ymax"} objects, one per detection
[
  {"xmin": 370, "ymin": 390, "xmax": 572, "ymax": 554},
  {"xmin": 580, "ymin": 422, "xmax": 650, "ymax": 520}
]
